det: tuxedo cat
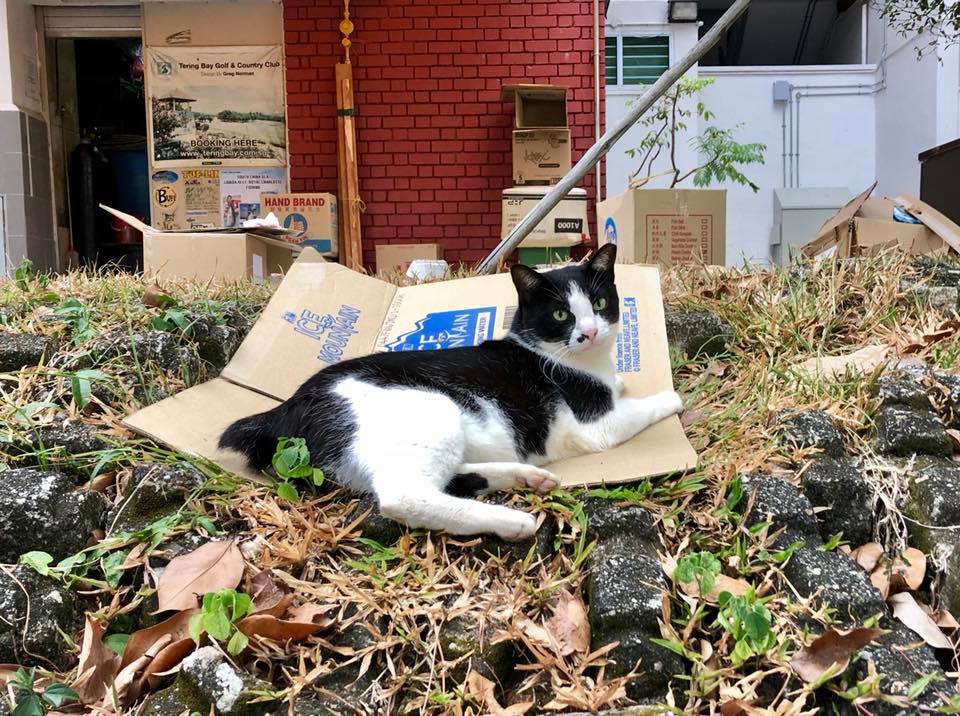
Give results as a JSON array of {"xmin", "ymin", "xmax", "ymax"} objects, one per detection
[{"xmin": 220, "ymin": 244, "xmax": 683, "ymax": 541}]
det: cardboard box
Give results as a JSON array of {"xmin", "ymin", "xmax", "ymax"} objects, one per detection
[
  {"xmin": 260, "ymin": 193, "xmax": 339, "ymax": 257},
  {"xmin": 501, "ymin": 186, "xmax": 589, "ymax": 248},
  {"xmin": 500, "ymin": 84, "xmax": 568, "ymax": 129},
  {"xmin": 124, "ymin": 250, "xmax": 697, "ymax": 487},
  {"xmin": 598, "ymin": 188, "xmax": 726, "ymax": 266},
  {"xmin": 802, "ymin": 182, "xmax": 960, "ymax": 258},
  {"xmin": 101, "ymin": 205, "xmax": 299, "ymax": 282},
  {"xmin": 375, "ymin": 244, "xmax": 444, "ymax": 276},
  {"xmin": 512, "ymin": 129, "xmax": 572, "ymax": 184}
]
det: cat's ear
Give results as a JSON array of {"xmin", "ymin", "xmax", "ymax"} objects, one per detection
[
  {"xmin": 588, "ymin": 243, "xmax": 617, "ymax": 276},
  {"xmin": 510, "ymin": 264, "xmax": 544, "ymax": 300}
]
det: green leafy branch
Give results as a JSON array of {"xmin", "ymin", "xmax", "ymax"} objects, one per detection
[
  {"xmin": 189, "ymin": 589, "xmax": 252, "ymax": 655},
  {"xmin": 271, "ymin": 437, "xmax": 324, "ymax": 501}
]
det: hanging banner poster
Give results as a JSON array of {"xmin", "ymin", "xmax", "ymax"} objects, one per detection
[
  {"xmin": 182, "ymin": 168, "xmax": 221, "ymax": 229},
  {"xmin": 150, "ymin": 169, "xmax": 185, "ymax": 229},
  {"xmin": 219, "ymin": 167, "xmax": 286, "ymax": 227},
  {"xmin": 146, "ymin": 45, "xmax": 286, "ymax": 167}
]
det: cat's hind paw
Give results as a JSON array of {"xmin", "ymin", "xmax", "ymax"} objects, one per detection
[
  {"xmin": 614, "ymin": 375, "xmax": 626, "ymax": 396},
  {"xmin": 494, "ymin": 509, "xmax": 538, "ymax": 541}
]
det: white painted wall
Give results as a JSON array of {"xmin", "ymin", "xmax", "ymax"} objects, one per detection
[
  {"xmin": 0, "ymin": 0, "xmax": 42, "ymax": 114},
  {"xmin": 700, "ymin": 66, "xmax": 878, "ymax": 265}
]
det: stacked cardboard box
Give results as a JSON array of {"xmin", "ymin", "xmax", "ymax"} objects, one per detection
[{"xmin": 499, "ymin": 84, "xmax": 587, "ymax": 263}]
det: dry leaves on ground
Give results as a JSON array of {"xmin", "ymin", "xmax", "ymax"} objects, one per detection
[
  {"xmin": 790, "ymin": 628, "xmax": 883, "ymax": 684},
  {"xmin": 71, "ymin": 617, "xmax": 120, "ymax": 704},
  {"xmin": 465, "ymin": 672, "xmax": 532, "ymax": 716},
  {"xmin": 155, "ymin": 540, "xmax": 244, "ymax": 612},
  {"xmin": 888, "ymin": 593, "xmax": 953, "ymax": 650}
]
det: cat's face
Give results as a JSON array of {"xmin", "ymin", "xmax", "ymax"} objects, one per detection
[{"xmin": 509, "ymin": 244, "xmax": 619, "ymax": 358}]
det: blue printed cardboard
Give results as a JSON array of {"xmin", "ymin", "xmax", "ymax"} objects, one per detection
[{"xmin": 124, "ymin": 248, "xmax": 697, "ymax": 485}]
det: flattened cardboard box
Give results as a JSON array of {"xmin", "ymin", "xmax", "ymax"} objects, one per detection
[
  {"xmin": 125, "ymin": 249, "xmax": 697, "ymax": 487},
  {"xmin": 598, "ymin": 188, "xmax": 726, "ymax": 266},
  {"xmin": 802, "ymin": 182, "xmax": 960, "ymax": 259}
]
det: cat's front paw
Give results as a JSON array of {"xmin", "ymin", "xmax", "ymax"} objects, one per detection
[
  {"xmin": 514, "ymin": 466, "xmax": 559, "ymax": 493},
  {"xmin": 614, "ymin": 375, "xmax": 626, "ymax": 396},
  {"xmin": 494, "ymin": 510, "xmax": 538, "ymax": 541},
  {"xmin": 656, "ymin": 390, "xmax": 684, "ymax": 416}
]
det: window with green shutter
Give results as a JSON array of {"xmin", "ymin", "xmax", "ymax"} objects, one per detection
[
  {"xmin": 605, "ymin": 36, "xmax": 618, "ymax": 85},
  {"xmin": 605, "ymin": 35, "xmax": 670, "ymax": 86},
  {"xmin": 622, "ymin": 36, "xmax": 670, "ymax": 85}
]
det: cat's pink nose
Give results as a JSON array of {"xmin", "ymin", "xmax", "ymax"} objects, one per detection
[{"xmin": 581, "ymin": 327, "xmax": 598, "ymax": 343}]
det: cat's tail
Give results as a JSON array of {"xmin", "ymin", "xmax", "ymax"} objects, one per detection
[{"xmin": 219, "ymin": 408, "xmax": 279, "ymax": 470}]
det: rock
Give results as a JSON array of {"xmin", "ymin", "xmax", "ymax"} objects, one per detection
[
  {"xmin": 875, "ymin": 405, "xmax": 951, "ymax": 457},
  {"xmin": 912, "ymin": 257, "xmax": 960, "ymax": 287},
  {"xmin": 0, "ymin": 468, "xmax": 105, "ymax": 562},
  {"xmin": 176, "ymin": 646, "xmax": 278, "ymax": 715},
  {"xmin": 799, "ymin": 458, "xmax": 872, "ymax": 545},
  {"xmin": 184, "ymin": 312, "xmax": 241, "ymax": 370},
  {"xmin": 295, "ymin": 667, "xmax": 378, "ymax": 714},
  {"xmin": 0, "ymin": 333, "xmax": 55, "ymax": 372},
  {"xmin": 873, "ymin": 373, "xmax": 932, "ymax": 412},
  {"xmin": 852, "ymin": 622, "xmax": 954, "ymax": 714},
  {"xmin": 664, "ymin": 311, "xmax": 733, "ymax": 358},
  {"xmin": 0, "ymin": 566, "xmax": 76, "ymax": 669},
  {"xmin": 438, "ymin": 615, "xmax": 515, "ymax": 683},
  {"xmin": 932, "ymin": 371, "xmax": 960, "ymax": 428},
  {"xmin": 108, "ymin": 463, "xmax": 205, "ymax": 534},
  {"xmin": 90, "ymin": 328, "xmax": 189, "ymax": 373},
  {"xmin": 348, "ymin": 495, "xmax": 403, "ymax": 546},
  {"xmin": 582, "ymin": 496, "xmax": 658, "ymax": 543},
  {"xmin": 771, "ymin": 410, "xmax": 845, "ymax": 458},
  {"xmin": 587, "ymin": 537, "xmax": 684, "ymax": 697},
  {"xmin": 782, "ymin": 547, "xmax": 886, "ymax": 625},
  {"xmin": 904, "ymin": 459, "xmax": 960, "ymax": 614},
  {"xmin": 741, "ymin": 475, "xmax": 821, "ymax": 544},
  {"xmin": 901, "ymin": 283, "xmax": 959, "ymax": 313}
]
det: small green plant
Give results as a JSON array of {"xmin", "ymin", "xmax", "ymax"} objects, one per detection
[
  {"xmin": 675, "ymin": 551, "xmax": 722, "ymax": 596},
  {"xmin": 9, "ymin": 667, "xmax": 78, "ymax": 716},
  {"xmin": 714, "ymin": 590, "xmax": 777, "ymax": 666},
  {"xmin": 53, "ymin": 298, "xmax": 95, "ymax": 346},
  {"xmin": 14, "ymin": 260, "xmax": 50, "ymax": 292},
  {"xmin": 189, "ymin": 588, "xmax": 253, "ymax": 656},
  {"xmin": 626, "ymin": 76, "xmax": 765, "ymax": 192},
  {"xmin": 65, "ymin": 369, "xmax": 110, "ymax": 408},
  {"xmin": 148, "ymin": 307, "xmax": 191, "ymax": 333},
  {"xmin": 271, "ymin": 437, "xmax": 324, "ymax": 500}
]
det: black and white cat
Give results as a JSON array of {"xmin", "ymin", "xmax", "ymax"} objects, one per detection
[{"xmin": 219, "ymin": 244, "xmax": 683, "ymax": 541}]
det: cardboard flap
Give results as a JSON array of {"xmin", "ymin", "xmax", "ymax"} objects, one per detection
[
  {"xmin": 221, "ymin": 251, "xmax": 397, "ymax": 400},
  {"xmin": 123, "ymin": 378, "xmax": 279, "ymax": 483},
  {"xmin": 893, "ymin": 194, "xmax": 960, "ymax": 254},
  {"xmin": 804, "ymin": 182, "xmax": 877, "ymax": 256},
  {"xmin": 100, "ymin": 204, "xmax": 295, "ymax": 240},
  {"xmin": 500, "ymin": 83, "xmax": 568, "ymax": 102}
]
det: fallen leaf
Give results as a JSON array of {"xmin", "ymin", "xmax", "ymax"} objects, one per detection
[
  {"xmin": 678, "ymin": 573, "xmax": 752, "ymax": 603},
  {"xmin": 138, "ymin": 638, "xmax": 195, "ymax": 691},
  {"xmin": 851, "ymin": 543, "xmax": 884, "ymax": 573},
  {"xmin": 143, "ymin": 285, "xmax": 175, "ymax": 309},
  {"xmin": 249, "ymin": 569, "xmax": 290, "ymax": 617},
  {"xmin": 933, "ymin": 608, "xmax": 960, "ymax": 633},
  {"xmin": 948, "ymin": 429, "xmax": 960, "ymax": 453},
  {"xmin": 888, "ymin": 548, "xmax": 927, "ymax": 593},
  {"xmin": 680, "ymin": 410, "xmax": 707, "ymax": 428},
  {"xmin": 113, "ymin": 633, "xmax": 172, "ymax": 706},
  {"xmin": 70, "ymin": 616, "xmax": 120, "ymax": 704},
  {"xmin": 790, "ymin": 628, "xmax": 883, "ymax": 683},
  {"xmin": 121, "ymin": 609, "xmax": 197, "ymax": 670},
  {"xmin": 466, "ymin": 671, "xmax": 533, "ymax": 715},
  {"xmin": 870, "ymin": 568, "xmax": 891, "ymax": 600},
  {"xmin": 238, "ymin": 603, "xmax": 336, "ymax": 643},
  {"xmin": 155, "ymin": 540, "xmax": 244, "ymax": 613},
  {"xmin": 889, "ymin": 592, "xmax": 953, "ymax": 650},
  {"xmin": 544, "ymin": 590, "xmax": 590, "ymax": 656}
]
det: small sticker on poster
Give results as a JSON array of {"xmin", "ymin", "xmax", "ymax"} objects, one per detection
[
  {"xmin": 150, "ymin": 169, "xmax": 186, "ymax": 229},
  {"xmin": 182, "ymin": 168, "xmax": 221, "ymax": 228},
  {"xmin": 219, "ymin": 167, "xmax": 286, "ymax": 228}
]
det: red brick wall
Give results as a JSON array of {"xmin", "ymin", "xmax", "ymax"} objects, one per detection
[{"xmin": 282, "ymin": 0, "xmax": 605, "ymax": 267}]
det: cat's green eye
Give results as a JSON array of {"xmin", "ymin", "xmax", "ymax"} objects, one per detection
[
  {"xmin": 552, "ymin": 309, "xmax": 569, "ymax": 321},
  {"xmin": 593, "ymin": 297, "xmax": 607, "ymax": 311}
]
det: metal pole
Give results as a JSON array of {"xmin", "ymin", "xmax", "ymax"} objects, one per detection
[{"xmin": 475, "ymin": 0, "xmax": 752, "ymax": 275}]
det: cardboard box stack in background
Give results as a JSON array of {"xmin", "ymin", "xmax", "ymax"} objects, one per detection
[
  {"xmin": 261, "ymin": 193, "xmax": 339, "ymax": 257},
  {"xmin": 499, "ymin": 84, "xmax": 588, "ymax": 264},
  {"xmin": 598, "ymin": 188, "xmax": 727, "ymax": 266}
]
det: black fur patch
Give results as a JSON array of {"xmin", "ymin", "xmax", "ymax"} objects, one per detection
[{"xmin": 445, "ymin": 473, "xmax": 489, "ymax": 497}]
